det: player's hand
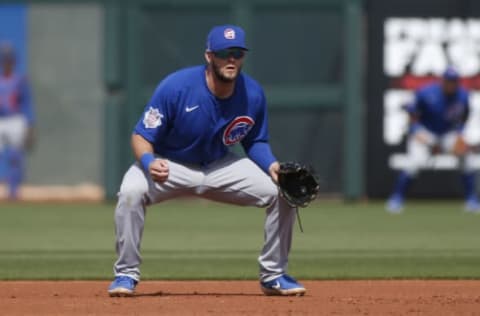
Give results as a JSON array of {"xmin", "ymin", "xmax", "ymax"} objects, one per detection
[
  {"xmin": 414, "ymin": 129, "xmax": 435, "ymax": 146},
  {"xmin": 149, "ymin": 159, "xmax": 169, "ymax": 183},
  {"xmin": 268, "ymin": 161, "xmax": 280, "ymax": 184},
  {"xmin": 452, "ymin": 135, "xmax": 469, "ymax": 156},
  {"xmin": 430, "ymin": 144, "xmax": 442, "ymax": 155}
]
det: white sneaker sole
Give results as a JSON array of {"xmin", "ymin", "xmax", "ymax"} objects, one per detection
[
  {"xmin": 261, "ymin": 286, "xmax": 306, "ymax": 296},
  {"xmin": 108, "ymin": 287, "xmax": 135, "ymax": 297}
]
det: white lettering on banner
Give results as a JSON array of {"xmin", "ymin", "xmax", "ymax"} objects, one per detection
[
  {"xmin": 448, "ymin": 40, "xmax": 480, "ymax": 76},
  {"xmin": 383, "ymin": 90, "xmax": 413, "ymax": 145},
  {"xmin": 383, "ymin": 40, "xmax": 416, "ymax": 76},
  {"xmin": 384, "ymin": 18, "xmax": 480, "ymax": 76},
  {"xmin": 382, "ymin": 17, "xmax": 480, "ymax": 170},
  {"xmin": 411, "ymin": 41, "xmax": 447, "ymax": 75}
]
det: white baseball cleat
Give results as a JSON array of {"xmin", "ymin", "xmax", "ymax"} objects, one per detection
[{"xmin": 386, "ymin": 194, "xmax": 404, "ymax": 214}]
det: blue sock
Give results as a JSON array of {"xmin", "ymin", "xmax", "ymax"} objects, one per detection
[
  {"xmin": 461, "ymin": 172, "xmax": 477, "ymax": 201},
  {"xmin": 391, "ymin": 171, "xmax": 413, "ymax": 199}
]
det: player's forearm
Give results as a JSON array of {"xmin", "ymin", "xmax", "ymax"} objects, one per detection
[
  {"xmin": 244, "ymin": 141, "xmax": 277, "ymax": 174},
  {"xmin": 131, "ymin": 133, "xmax": 155, "ymax": 172},
  {"xmin": 456, "ymin": 104, "xmax": 470, "ymax": 132},
  {"xmin": 131, "ymin": 133, "xmax": 154, "ymax": 159}
]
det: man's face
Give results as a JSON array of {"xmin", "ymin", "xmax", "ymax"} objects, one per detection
[
  {"xmin": 206, "ymin": 48, "xmax": 246, "ymax": 82},
  {"xmin": 1, "ymin": 57, "xmax": 15, "ymax": 74},
  {"xmin": 442, "ymin": 78, "xmax": 459, "ymax": 96}
]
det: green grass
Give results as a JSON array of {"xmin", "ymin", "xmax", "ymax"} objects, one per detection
[{"xmin": 0, "ymin": 199, "xmax": 479, "ymax": 280}]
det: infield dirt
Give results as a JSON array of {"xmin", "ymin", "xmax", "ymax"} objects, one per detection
[{"xmin": 2, "ymin": 280, "xmax": 480, "ymax": 315}]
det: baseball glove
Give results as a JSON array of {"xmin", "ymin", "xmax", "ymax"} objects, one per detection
[
  {"xmin": 277, "ymin": 161, "xmax": 320, "ymax": 208},
  {"xmin": 452, "ymin": 135, "xmax": 469, "ymax": 156}
]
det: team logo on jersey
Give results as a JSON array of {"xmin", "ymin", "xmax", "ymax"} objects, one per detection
[
  {"xmin": 224, "ymin": 28, "xmax": 235, "ymax": 40},
  {"xmin": 143, "ymin": 107, "xmax": 163, "ymax": 128},
  {"xmin": 223, "ymin": 116, "xmax": 255, "ymax": 145}
]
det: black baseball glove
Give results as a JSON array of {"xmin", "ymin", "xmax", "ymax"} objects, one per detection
[{"xmin": 277, "ymin": 161, "xmax": 320, "ymax": 207}]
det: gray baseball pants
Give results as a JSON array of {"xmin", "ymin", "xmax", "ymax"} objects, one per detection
[{"xmin": 113, "ymin": 152, "xmax": 296, "ymax": 283}]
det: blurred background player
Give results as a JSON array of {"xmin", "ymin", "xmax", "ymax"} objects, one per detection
[
  {"xmin": 0, "ymin": 42, "xmax": 35, "ymax": 200},
  {"xmin": 386, "ymin": 67, "xmax": 480, "ymax": 213}
]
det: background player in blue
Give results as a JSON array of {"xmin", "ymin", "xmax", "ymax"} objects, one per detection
[
  {"xmin": 386, "ymin": 67, "xmax": 480, "ymax": 213},
  {"xmin": 0, "ymin": 42, "xmax": 34, "ymax": 200},
  {"xmin": 108, "ymin": 25, "xmax": 306, "ymax": 297}
]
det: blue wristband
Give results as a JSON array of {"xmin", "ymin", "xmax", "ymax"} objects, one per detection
[{"xmin": 140, "ymin": 153, "xmax": 155, "ymax": 173}]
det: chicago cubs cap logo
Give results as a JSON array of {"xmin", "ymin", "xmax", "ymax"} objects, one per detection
[
  {"xmin": 223, "ymin": 116, "xmax": 255, "ymax": 145},
  {"xmin": 224, "ymin": 28, "xmax": 236, "ymax": 40},
  {"xmin": 206, "ymin": 25, "xmax": 248, "ymax": 51},
  {"xmin": 143, "ymin": 107, "xmax": 164, "ymax": 128}
]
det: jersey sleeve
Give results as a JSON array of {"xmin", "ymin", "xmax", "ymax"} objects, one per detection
[
  {"xmin": 410, "ymin": 90, "xmax": 424, "ymax": 114},
  {"xmin": 457, "ymin": 89, "xmax": 470, "ymax": 132},
  {"xmin": 241, "ymin": 89, "xmax": 269, "ymax": 145},
  {"xmin": 241, "ymin": 89, "xmax": 277, "ymax": 173},
  {"xmin": 133, "ymin": 80, "xmax": 175, "ymax": 144},
  {"xmin": 407, "ymin": 89, "xmax": 425, "ymax": 133}
]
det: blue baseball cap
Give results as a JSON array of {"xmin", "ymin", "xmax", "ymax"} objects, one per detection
[
  {"xmin": 206, "ymin": 24, "xmax": 248, "ymax": 52},
  {"xmin": 443, "ymin": 66, "xmax": 460, "ymax": 81}
]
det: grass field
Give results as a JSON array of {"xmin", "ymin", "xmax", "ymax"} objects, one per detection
[{"xmin": 0, "ymin": 199, "xmax": 479, "ymax": 280}]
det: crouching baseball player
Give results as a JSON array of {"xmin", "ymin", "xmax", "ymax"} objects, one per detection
[
  {"xmin": 108, "ymin": 25, "xmax": 306, "ymax": 297},
  {"xmin": 386, "ymin": 67, "xmax": 480, "ymax": 213}
]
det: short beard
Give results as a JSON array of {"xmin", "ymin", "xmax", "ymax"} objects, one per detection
[{"xmin": 211, "ymin": 60, "xmax": 241, "ymax": 83}]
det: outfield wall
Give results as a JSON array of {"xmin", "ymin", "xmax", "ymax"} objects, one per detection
[
  {"xmin": 1, "ymin": 0, "xmax": 478, "ymax": 201},
  {"xmin": 28, "ymin": 4, "xmax": 104, "ymax": 186}
]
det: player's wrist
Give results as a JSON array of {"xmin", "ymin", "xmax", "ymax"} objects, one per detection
[
  {"xmin": 268, "ymin": 161, "xmax": 279, "ymax": 172},
  {"xmin": 140, "ymin": 152, "xmax": 155, "ymax": 173}
]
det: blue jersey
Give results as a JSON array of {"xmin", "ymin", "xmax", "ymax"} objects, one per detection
[
  {"xmin": 0, "ymin": 73, "xmax": 34, "ymax": 124},
  {"xmin": 134, "ymin": 65, "xmax": 276, "ymax": 171},
  {"xmin": 408, "ymin": 83, "xmax": 469, "ymax": 135}
]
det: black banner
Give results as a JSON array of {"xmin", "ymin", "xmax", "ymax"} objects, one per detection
[{"xmin": 366, "ymin": 0, "xmax": 480, "ymax": 198}]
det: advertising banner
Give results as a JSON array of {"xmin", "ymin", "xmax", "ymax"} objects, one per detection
[{"xmin": 367, "ymin": 0, "xmax": 480, "ymax": 197}]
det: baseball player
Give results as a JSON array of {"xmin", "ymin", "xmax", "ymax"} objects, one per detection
[
  {"xmin": 0, "ymin": 42, "xmax": 34, "ymax": 200},
  {"xmin": 108, "ymin": 25, "xmax": 306, "ymax": 297},
  {"xmin": 386, "ymin": 67, "xmax": 480, "ymax": 213}
]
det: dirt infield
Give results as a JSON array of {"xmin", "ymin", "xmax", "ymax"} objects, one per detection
[{"xmin": 1, "ymin": 280, "xmax": 480, "ymax": 315}]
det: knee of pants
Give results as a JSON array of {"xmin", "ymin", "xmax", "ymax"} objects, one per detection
[
  {"xmin": 259, "ymin": 181, "xmax": 280, "ymax": 208},
  {"xmin": 118, "ymin": 185, "xmax": 148, "ymax": 208}
]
